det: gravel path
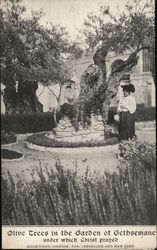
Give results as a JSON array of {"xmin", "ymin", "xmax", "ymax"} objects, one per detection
[
  {"xmin": 2, "ymin": 121, "xmax": 155, "ymax": 182},
  {"xmin": 2, "ymin": 140, "xmax": 119, "ymax": 182}
]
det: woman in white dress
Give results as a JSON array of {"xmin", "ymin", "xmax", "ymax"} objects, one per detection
[{"xmin": 117, "ymin": 84, "xmax": 136, "ymax": 141}]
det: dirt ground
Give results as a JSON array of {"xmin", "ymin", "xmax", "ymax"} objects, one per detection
[{"xmin": 2, "ymin": 121, "xmax": 155, "ymax": 182}]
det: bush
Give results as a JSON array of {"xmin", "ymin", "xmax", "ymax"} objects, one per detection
[
  {"xmin": 1, "ymin": 106, "xmax": 155, "ymax": 134},
  {"xmin": 26, "ymin": 132, "xmax": 118, "ymax": 148},
  {"xmin": 108, "ymin": 106, "xmax": 156, "ymax": 124},
  {"xmin": 1, "ymin": 149, "xmax": 23, "ymax": 159},
  {"xmin": 1, "ymin": 112, "xmax": 56, "ymax": 134},
  {"xmin": 2, "ymin": 157, "xmax": 156, "ymax": 225},
  {"xmin": 1, "ymin": 130, "xmax": 17, "ymax": 144},
  {"xmin": 135, "ymin": 106, "xmax": 156, "ymax": 121},
  {"xmin": 107, "ymin": 107, "xmax": 117, "ymax": 124},
  {"xmin": 118, "ymin": 139, "xmax": 156, "ymax": 170}
]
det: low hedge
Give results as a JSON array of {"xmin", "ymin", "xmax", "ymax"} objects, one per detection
[
  {"xmin": 2, "ymin": 149, "xmax": 23, "ymax": 159},
  {"xmin": 1, "ymin": 112, "xmax": 56, "ymax": 134},
  {"xmin": 1, "ymin": 106, "xmax": 156, "ymax": 134},
  {"xmin": 135, "ymin": 106, "xmax": 156, "ymax": 121},
  {"xmin": 26, "ymin": 133, "xmax": 118, "ymax": 148},
  {"xmin": 108, "ymin": 106, "xmax": 156, "ymax": 124},
  {"xmin": 1, "ymin": 131, "xmax": 17, "ymax": 144}
]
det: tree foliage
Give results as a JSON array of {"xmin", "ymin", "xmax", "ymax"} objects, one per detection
[
  {"xmin": 0, "ymin": 0, "xmax": 82, "ymax": 113},
  {"xmin": 62, "ymin": 0, "xmax": 155, "ymax": 129},
  {"xmin": 0, "ymin": 0, "xmax": 82, "ymax": 85},
  {"xmin": 72, "ymin": 0, "xmax": 155, "ymax": 126},
  {"xmin": 83, "ymin": 0, "xmax": 154, "ymax": 53}
]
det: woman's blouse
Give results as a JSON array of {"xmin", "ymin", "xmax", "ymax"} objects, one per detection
[{"xmin": 117, "ymin": 95, "xmax": 136, "ymax": 114}]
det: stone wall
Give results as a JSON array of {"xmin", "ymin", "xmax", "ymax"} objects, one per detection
[{"xmin": 46, "ymin": 115, "xmax": 116, "ymax": 143}]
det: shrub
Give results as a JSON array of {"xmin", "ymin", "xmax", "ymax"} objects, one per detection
[
  {"xmin": 26, "ymin": 132, "xmax": 118, "ymax": 148},
  {"xmin": 136, "ymin": 103, "xmax": 145, "ymax": 108},
  {"xmin": 1, "ymin": 130, "xmax": 17, "ymax": 144},
  {"xmin": 135, "ymin": 106, "xmax": 156, "ymax": 121},
  {"xmin": 1, "ymin": 106, "xmax": 155, "ymax": 134},
  {"xmin": 108, "ymin": 106, "xmax": 156, "ymax": 124},
  {"xmin": 118, "ymin": 139, "xmax": 156, "ymax": 170},
  {"xmin": 2, "ymin": 155, "xmax": 156, "ymax": 225},
  {"xmin": 1, "ymin": 149, "xmax": 23, "ymax": 159},
  {"xmin": 1, "ymin": 112, "xmax": 56, "ymax": 134}
]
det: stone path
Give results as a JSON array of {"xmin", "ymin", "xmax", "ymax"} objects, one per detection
[
  {"xmin": 2, "ymin": 121, "xmax": 155, "ymax": 182},
  {"xmin": 2, "ymin": 140, "xmax": 119, "ymax": 182}
]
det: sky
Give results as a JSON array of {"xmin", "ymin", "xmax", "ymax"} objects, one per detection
[{"xmin": 22, "ymin": 0, "xmax": 127, "ymax": 40}]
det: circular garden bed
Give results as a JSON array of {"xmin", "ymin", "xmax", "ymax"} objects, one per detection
[
  {"xmin": 1, "ymin": 131, "xmax": 17, "ymax": 145},
  {"xmin": 2, "ymin": 149, "xmax": 23, "ymax": 160},
  {"xmin": 26, "ymin": 132, "xmax": 119, "ymax": 148}
]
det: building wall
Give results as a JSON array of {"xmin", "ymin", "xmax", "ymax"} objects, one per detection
[
  {"xmin": 70, "ymin": 49, "xmax": 155, "ymax": 107},
  {"xmin": 36, "ymin": 83, "xmax": 60, "ymax": 112},
  {"xmin": 36, "ymin": 81, "xmax": 81, "ymax": 112},
  {"xmin": 36, "ymin": 49, "xmax": 155, "ymax": 112}
]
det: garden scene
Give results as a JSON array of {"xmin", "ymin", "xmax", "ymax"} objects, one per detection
[{"xmin": 1, "ymin": 0, "xmax": 156, "ymax": 225}]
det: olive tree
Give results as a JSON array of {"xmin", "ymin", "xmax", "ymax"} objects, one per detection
[
  {"xmin": 77, "ymin": 0, "xmax": 155, "ymax": 124},
  {"xmin": 0, "ymin": 0, "xmax": 82, "ymax": 113}
]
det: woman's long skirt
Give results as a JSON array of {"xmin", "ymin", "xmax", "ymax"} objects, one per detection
[{"xmin": 118, "ymin": 111, "xmax": 135, "ymax": 141}]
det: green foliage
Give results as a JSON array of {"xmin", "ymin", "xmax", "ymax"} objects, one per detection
[
  {"xmin": 83, "ymin": 0, "xmax": 154, "ymax": 53},
  {"xmin": 1, "ymin": 112, "xmax": 56, "ymax": 134},
  {"xmin": 2, "ymin": 155, "xmax": 156, "ymax": 225},
  {"xmin": 1, "ymin": 0, "xmax": 82, "ymax": 85},
  {"xmin": 59, "ymin": 100, "xmax": 101, "ymax": 130},
  {"xmin": 83, "ymin": 2, "xmax": 155, "ymax": 83},
  {"xmin": 59, "ymin": 103, "xmax": 80, "ymax": 129},
  {"xmin": 135, "ymin": 106, "xmax": 156, "ymax": 121},
  {"xmin": 26, "ymin": 133, "xmax": 118, "ymax": 148},
  {"xmin": 1, "ymin": 149, "xmax": 23, "ymax": 159},
  {"xmin": 59, "ymin": 78, "xmax": 107, "ymax": 130},
  {"xmin": 1, "ymin": 0, "xmax": 83, "ymax": 114},
  {"xmin": 1, "ymin": 130, "xmax": 17, "ymax": 144},
  {"xmin": 108, "ymin": 106, "xmax": 156, "ymax": 124},
  {"xmin": 1, "ymin": 107, "xmax": 155, "ymax": 134},
  {"xmin": 119, "ymin": 139, "xmax": 156, "ymax": 169}
]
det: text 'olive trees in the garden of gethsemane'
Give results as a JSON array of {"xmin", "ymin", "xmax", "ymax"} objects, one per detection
[{"xmin": 0, "ymin": 0, "xmax": 83, "ymax": 114}]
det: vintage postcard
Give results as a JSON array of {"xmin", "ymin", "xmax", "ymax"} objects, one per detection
[{"xmin": 1, "ymin": 0, "xmax": 156, "ymax": 249}]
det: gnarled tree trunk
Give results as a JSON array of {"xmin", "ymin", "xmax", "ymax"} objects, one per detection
[
  {"xmin": 16, "ymin": 81, "xmax": 43, "ymax": 113},
  {"xmin": 77, "ymin": 46, "xmax": 139, "ymax": 126}
]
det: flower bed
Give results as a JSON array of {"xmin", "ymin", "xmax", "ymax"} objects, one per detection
[
  {"xmin": 1, "ymin": 149, "xmax": 23, "ymax": 160},
  {"xmin": 118, "ymin": 139, "xmax": 156, "ymax": 169},
  {"xmin": 2, "ymin": 157, "xmax": 156, "ymax": 225},
  {"xmin": 26, "ymin": 132, "xmax": 119, "ymax": 148},
  {"xmin": 1, "ymin": 131, "xmax": 17, "ymax": 145}
]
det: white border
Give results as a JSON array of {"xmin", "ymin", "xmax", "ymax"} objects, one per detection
[
  {"xmin": 26, "ymin": 141, "xmax": 118, "ymax": 153},
  {"xmin": 1, "ymin": 141, "xmax": 18, "ymax": 147}
]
